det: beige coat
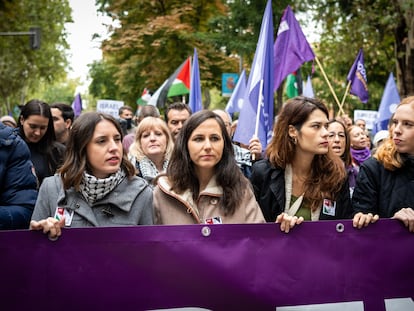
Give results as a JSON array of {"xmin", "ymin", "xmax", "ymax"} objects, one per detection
[{"xmin": 153, "ymin": 175, "xmax": 265, "ymax": 225}]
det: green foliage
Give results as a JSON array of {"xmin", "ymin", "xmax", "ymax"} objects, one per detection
[
  {"xmin": 88, "ymin": 60, "xmax": 119, "ymax": 100},
  {"xmin": 0, "ymin": 0, "xmax": 71, "ymax": 114},
  {"xmin": 93, "ymin": 0, "xmax": 238, "ymax": 107},
  {"xmin": 31, "ymin": 78, "xmax": 79, "ymax": 105},
  {"xmin": 294, "ymin": 0, "xmax": 414, "ymax": 116}
]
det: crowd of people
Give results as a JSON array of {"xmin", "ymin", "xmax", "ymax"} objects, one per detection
[{"xmin": 1, "ymin": 95, "xmax": 413, "ymax": 239}]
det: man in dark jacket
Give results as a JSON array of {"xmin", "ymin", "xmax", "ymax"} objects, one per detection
[{"xmin": 0, "ymin": 122, "xmax": 38, "ymax": 229}]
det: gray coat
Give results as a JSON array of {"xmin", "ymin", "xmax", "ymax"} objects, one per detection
[{"xmin": 32, "ymin": 174, "xmax": 154, "ymax": 227}]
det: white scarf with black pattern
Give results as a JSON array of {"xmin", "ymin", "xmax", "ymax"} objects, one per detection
[{"xmin": 80, "ymin": 169, "xmax": 126, "ymax": 204}]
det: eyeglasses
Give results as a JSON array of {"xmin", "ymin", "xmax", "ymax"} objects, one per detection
[{"xmin": 327, "ymin": 132, "xmax": 346, "ymax": 140}]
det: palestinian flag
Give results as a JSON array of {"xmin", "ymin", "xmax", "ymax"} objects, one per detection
[
  {"xmin": 136, "ymin": 88, "xmax": 151, "ymax": 106},
  {"xmin": 285, "ymin": 70, "xmax": 303, "ymax": 99},
  {"xmin": 148, "ymin": 57, "xmax": 191, "ymax": 108},
  {"xmin": 285, "ymin": 73, "xmax": 298, "ymax": 98}
]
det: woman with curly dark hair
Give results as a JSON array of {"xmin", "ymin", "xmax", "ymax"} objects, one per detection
[
  {"xmin": 153, "ymin": 110, "xmax": 264, "ymax": 224},
  {"xmin": 250, "ymin": 96, "xmax": 352, "ymax": 232}
]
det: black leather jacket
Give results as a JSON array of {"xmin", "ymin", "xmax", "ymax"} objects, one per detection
[{"xmin": 250, "ymin": 159, "xmax": 352, "ymax": 222}]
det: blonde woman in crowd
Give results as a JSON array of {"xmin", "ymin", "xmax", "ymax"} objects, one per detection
[
  {"xmin": 128, "ymin": 117, "xmax": 174, "ymax": 185},
  {"xmin": 353, "ymin": 96, "xmax": 414, "ymax": 232}
]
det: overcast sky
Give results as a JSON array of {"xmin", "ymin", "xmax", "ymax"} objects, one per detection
[{"xmin": 66, "ymin": 0, "xmax": 110, "ymax": 89}]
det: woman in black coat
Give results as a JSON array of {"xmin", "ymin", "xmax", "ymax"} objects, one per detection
[
  {"xmin": 352, "ymin": 96, "xmax": 414, "ymax": 232},
  {"xmin": 250, "ymin": 96, "xmax": 352, "ymax": 233}
]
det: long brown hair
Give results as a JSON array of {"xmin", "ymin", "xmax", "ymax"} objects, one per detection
[
  {"xmin": 267, "ymin": 96, "xmax": 347, "ymax": 211},
  {"xmin": 167, "ymin": 110, "xmax": 249, "ymax": 216},
  {"xmin": 58, "ymin": 112, "xmax": 135, "ymax": 190},
  {"xmin": 19, "ymin": 99, "xmax": 65, "ymax": 176}
]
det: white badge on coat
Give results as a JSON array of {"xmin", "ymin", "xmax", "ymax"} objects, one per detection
[
  {"xmin": 54, "ymin": 207, "xmax": 74, "ymax": 227},
  {"xmin": 322, "ymin": 199, "xmax": 336, "ymax": 216},
  {"xmin": 204, "ymin": 216, "xmax": 223, "ymax": 224}
]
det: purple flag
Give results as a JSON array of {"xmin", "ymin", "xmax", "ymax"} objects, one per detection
[
  {"xmin": 189, "ymin": 48, "xmax": 202, "ymax": 113},
  {"xmin": 347, "ymin": 48, "xmax": 369, "ymax": 103},
  {"xmin": 233, "ymin": 0, "xmax": 274, "ymax": 148},
  {"xmin": 225, "ymin": 69, "xmax": 246, "ymax": 115},
  {"xmin": 273, "ymin": 5, "xmax": 315, "ymax": 92},
  {"xmin": 373, "ymin": 72, "xmax": 400, "ymax": 135},
  {"xmin": 71, "ymin": 93, "xmax": 82, "ymax": 117}
]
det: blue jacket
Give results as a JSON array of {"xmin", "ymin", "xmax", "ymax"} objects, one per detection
[{"xmin": 0, "ymin": 123, "xmax": 38, "ymax": 213}]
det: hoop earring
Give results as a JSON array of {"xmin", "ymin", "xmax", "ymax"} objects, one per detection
[{"xmin": 290, "ymin": 137, "xmax": 297, "ymax": 145}]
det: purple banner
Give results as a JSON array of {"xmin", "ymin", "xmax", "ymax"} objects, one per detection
[{"xmin": 1, "ymin": 220, "xmax": 413, "ymax": 310}]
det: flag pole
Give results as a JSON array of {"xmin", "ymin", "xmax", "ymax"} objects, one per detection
[
  {"xmin": 252, "ymin": 79, "xmax": 264, "ymax": 161},
  {"xmin": 337, "ymin": 81, "xmax": 351, "ymax": 116},
  {"xmin": 314, "ymin": 56, "xmax": 342, "ymax": 112}
]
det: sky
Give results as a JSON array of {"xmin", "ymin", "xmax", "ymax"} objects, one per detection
[{"xmin": 66, "ymin": 0, "xmax": 111, "ymax": 91}]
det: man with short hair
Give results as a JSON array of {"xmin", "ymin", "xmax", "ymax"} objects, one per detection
[
  {"xmin": 164, "ymin": 102, "xmax": 192, "ymax": 141},
  {"xmin": 118, "ymin": 105, "xmax": 136, "ymax": 135},
  {"xmin": 50, "ymin": 103, "xmax": 74, "ymax": 145},
  {"xmin": 213, "ymin": 109, "xmax": 262, "ymax": 178},
  {"xmin": 355, "ymin": 118, "xmax": 366, "ymax": 131}
]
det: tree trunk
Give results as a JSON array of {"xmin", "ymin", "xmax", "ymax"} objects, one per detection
[{"xmin": 395, "ymin": 2, "xmax": 414, "ymax": 96}]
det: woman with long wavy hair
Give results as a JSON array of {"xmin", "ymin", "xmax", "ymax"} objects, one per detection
[{"xmin": 250, "ymin": 96, "xmax": 352, "ymax": 233}]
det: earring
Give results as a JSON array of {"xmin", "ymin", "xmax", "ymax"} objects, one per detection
[{"xmin": 290, "ymin": 136, "xmax": 297, "ymax": 145}]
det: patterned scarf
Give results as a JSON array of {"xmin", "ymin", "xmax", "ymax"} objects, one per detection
[
  {"xmin": 138, "ymin": 156, "xmax": 169, "ymax": 181},
  {"xmin": 350, "ymin": 147, "xmax": 371, "ymax": 166},
  {"xmin": 80, "ymin": 169, "xmax": 126, "ymax": 204}
]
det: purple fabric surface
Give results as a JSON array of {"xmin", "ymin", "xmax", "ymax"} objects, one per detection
[
  {"xmin": 0, "ymin": 220, "xmax": 413, "ymax": 310},
  {"xmin": 273, "ymin": 5, "xmax": 315, "ymax": 92}
]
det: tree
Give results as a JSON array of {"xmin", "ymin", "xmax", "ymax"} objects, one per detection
[
  {"xmin": 88, "ymin": 60, "xmax": 120, "ymax": 101},
  {"xmin": 94, "ymin": 0, "xmax": 249, "ymax": 107},
  {"xmin": 0, "ymin": 0, "xmax": 71, "ymax": 114},
  {"xmin": 295, "ymin": 0, "xmax": 414, "ymax": 115},
  {"xmin": 31, "ymin": 78, "xmax": 79, "ymax": 105}
]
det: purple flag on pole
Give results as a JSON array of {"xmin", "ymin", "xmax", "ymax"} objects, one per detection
[
  {"xmin": 233, "ymin": 0, "xmax": 274, "ymax": 148},
  {"xmin": 189, "ymin": 48, "xmax": 202, "ymax": 113},
  {"xmin": 71, "ymin": 93, "xmax": 82, "ymax": 117},
  {"xmin": 225, "ymin": 69, "xmax": 246, "ymax": 115},
  {"xmin": 372, "ymin": 72, "xmax": 400, "ymax": 135},
  {"xmin": 347, "ymin": 48, "xmax": 369, "ymax": 103},
  {"xmin": 273, "ymin": 5, "xmax": 315, "ymax": 92}
]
